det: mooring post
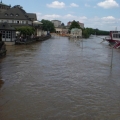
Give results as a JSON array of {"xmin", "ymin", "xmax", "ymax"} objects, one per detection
[
  {"xmin": 82, "ymin": 38, "xmax": 83, "ymax": 49},
  {"xmin": 110, "ymin": 46, "xmax": 113, "ymax": 68}
]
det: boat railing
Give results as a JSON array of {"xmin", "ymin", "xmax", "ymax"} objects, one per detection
[{"xmin": 105, "ymin": 36, "xmax": 110, "ymax": 39}]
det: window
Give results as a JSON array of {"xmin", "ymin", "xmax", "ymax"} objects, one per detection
[
  {"xmin": 16, "ymin": 14, "xmax": 19, "ymax": 16},
  {"xmin": 8, "ymin": 20, "xmax": 12, "ymax": 23},
  {"xmin": 17, "ymin": 21, "xmax": 19, "ymax": 24},
  {"xmin": 5, "ymin": 13, "xmax": 8, "ymax": 16},
  {"xmin": 113, "ymin": 34, "xmax": 116, "ymax": 38},
  {"xmin": 119, "ymin": 34, "xmax": 120, "ymax": 38},
  {"xmin": 10, "ymin": 13, "xmax": 14, "ymax": 16},
  {"xmin": 6, "ymin": 31, "xmax": 11, "ymax": 38},
  {"xmin": 23, "ymin": 21, "xmax": 26, "ymax": 24},
  {"xmin": 113, "ymin": 34, "xmax": 120, "ymax": 38},
  {"xmin": 1, "ymin": 31, "xmax": 5, "ymax": 38}
]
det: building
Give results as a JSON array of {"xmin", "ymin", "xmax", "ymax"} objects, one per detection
[
  {"xmin": 0, "ymin": 4, "xmax": 37, "ymax": 27},
  {"xmin": 51, "ymin": 20, "xmax": 69, "ymax": 35},
  {"xmin": 51, "ymin": 20, "xmax": 61, "ymax": 28},
  {"xmin": 70, "ymin": 28, "xmax": 82, "ymax": 38},
  {"xmin": 0, "ymin": 22, "xmax": 16, "ymax": 44},
  {"xmin": 67, "ymin": 21, "xmax": 84, "ymax": 29},
  {"xmin": 0, "ymin": 1, "xmax": 43, "ymax": 43}
]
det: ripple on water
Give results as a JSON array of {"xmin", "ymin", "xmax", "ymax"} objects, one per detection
[{"xmin": 0, "ymin": 37, "xmax": 120, "ymax": 120}]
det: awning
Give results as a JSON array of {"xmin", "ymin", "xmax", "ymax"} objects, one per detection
[{"xmin": 33, "ymin": 21, "xmax": 43, "ymax": 25}]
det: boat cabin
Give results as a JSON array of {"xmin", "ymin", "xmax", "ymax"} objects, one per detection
[{"xmin": 110, "ymin": 31, "xmax": 120, "ymax": 41}]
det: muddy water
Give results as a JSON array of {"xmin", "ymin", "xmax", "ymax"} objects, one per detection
[{"xmin": 0, "ymin": 36, "xmax": 120, "ymax": 120}]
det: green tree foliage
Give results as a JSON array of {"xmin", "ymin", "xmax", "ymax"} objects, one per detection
[
  {"xmin": 41, "ymin": 19, "xmax": 55, "ymax": 32},
  {"xmin": 82, "ymin": 28, "xmax": 109, "ymax": 38},
  {"xmin": 95, "ymin": 29, "xmax": 109, "ymax": 35},
  {"xmin": 82, "ymin": 28, "xmax": 90, "ymax": 38},
  {"xmin": 69, "ymin": 20, "xmax": 81, "ymax": 30},
  {"xmin": 61, "ymin": 23, "xmax": 65, "ymax": 26},
  {"xmin": 15, "ymin": 26, "xmax": 35, "ymax": 35}
]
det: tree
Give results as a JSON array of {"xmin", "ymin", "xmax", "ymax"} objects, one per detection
[
  {"xmin": 15, "ymin": 26, "xmax": 35, "ymax": 35},
  {"xmin": 82, "ymin": 28, "xmax": 90, "ymax": 38},
  {"xmin": 69, "ymin": 20, "xmax": 81, "ymax": 30},
  {"xmin": 41, "ymin": 19, "xmax": 55, "ymax": 32},
  {"xmin": 61, "ymin": 23, "xmax": 65, "ymax": 26}
]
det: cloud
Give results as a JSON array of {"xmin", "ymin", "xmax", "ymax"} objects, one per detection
[
  {"xmin": 62, "ymin": 14, "xmax": 87, "ymax": 23},
  {"xmin": 101, "ymin": 16, "xmax": 115, "ymax": 21},
  {"xmin": 36, "ymin": 13, "xmax": 61, "ymax": 20},
  {"xmin": 70, "ymin": 3, "xmax": 79, "ymax": 7},
  {"xmin": 101, "ymin": 16, "xmax": 116, "ymax": 24},
  {"xmin": 97, "ymin": 0, "xmax": 119, "ymax": 9},
  {"xmin": 85, "ymin": 15, "xmax": 119, "ymax": 30},
  {"xmin": 36, "ymin": 12, "xmax": 119, "ymax": 30},
  {"xmin": 85, "ymin": 4, "xmax": 91, "ymax": 7},
  {"xmin": 46, "ymin": 1, "xmax": 65, "ymax": 8},
  {"xmin": 64, "ymin": 14, "xmax": 76, "ymax": 19}
]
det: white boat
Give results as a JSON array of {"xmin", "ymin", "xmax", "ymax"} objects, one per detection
[{"xmin": 104, "ymin": 31, "xmax": 120, "ymax": 48}]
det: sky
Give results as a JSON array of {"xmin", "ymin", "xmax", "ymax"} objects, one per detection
[{"xmin": 2, "ymin": 0, "xmax": 120, "ymax": 31}]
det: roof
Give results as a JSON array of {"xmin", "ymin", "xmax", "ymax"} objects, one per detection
[
  {"xmin": 51, "ymin": 20, "xmax": 61, "ymax": 22},
  {"xmin": 71, "ymin": 28, "xmax": 82, "ymax": 32},
  {"xmin": 26, "ymin": 13, "xmax": 37, "ymax": 20},
  {"xmin": 0, "ymin": 6, "xmax": 29, "ymax": 20},
  {"xmin": 0, "ymin": 1, "xmax": 10, "ymax": 6},
  {"xmin": 0, "ymin": 5, "xmax": 37, "ymax": 20},
  {"xmin": 0, "ymin": 22, "xmax": 15, "ymax": 30}
]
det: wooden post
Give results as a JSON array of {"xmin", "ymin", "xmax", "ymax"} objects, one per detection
[
  {"xmin": 110, "ymin": 46, "xmax": 113, "ymax": 68},
  {"xmin": 82, "ymin": 38, "xmax": 83, "ymax": 49}
]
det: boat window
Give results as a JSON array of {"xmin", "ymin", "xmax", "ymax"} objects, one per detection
[
  {"xmin": 117, "ymin": 34, "xmax": 119, "ymax": 38},
  {"xmin": 113, "ymin": 34, "xmax": 119, "ymax": 38},
  {"xmin": 119, "ymin": 34, "xmax": 120, "ymax": 38},
  {"xmin": 113, "ymin": 34, "xmax": 116, "ymax": 38}
]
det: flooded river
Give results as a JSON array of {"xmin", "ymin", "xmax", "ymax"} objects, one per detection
[{"xmin": 0, "ymin": 36, "xmax": 120, "ymax": 120}]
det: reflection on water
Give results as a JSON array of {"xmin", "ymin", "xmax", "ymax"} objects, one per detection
[
  {"xmin": 0, "ymin": 79, "xmax": 4, "ymax": 88},
  {"xmin": 0, "ymin": 36, "xmax": 120, "ymax": 120}
]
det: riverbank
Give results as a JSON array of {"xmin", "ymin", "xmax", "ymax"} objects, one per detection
[{"xmin": 15, "ymin": 34, "xmax": 51, "ymax": 45}]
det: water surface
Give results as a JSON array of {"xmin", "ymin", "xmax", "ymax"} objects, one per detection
[{"xmin": 0, "ymin": 36, "xmax": 120, "ymax": 120}]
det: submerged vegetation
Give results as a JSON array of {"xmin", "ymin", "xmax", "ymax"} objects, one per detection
[
  {"xmin": 69, "ymin": 20, "xmax": 109, "ymax": 38},
  {"xmin": 41, "ymin": 19, "xmax": 55, "ymax": 33},
  {"xmin": 82, "ymin": 28, "xmax": 109, "ymax": 38}
]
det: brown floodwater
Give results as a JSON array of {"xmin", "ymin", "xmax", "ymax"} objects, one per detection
[{"xmin": 0, "ymin": 36, "xmax": 120, "ymax": 120}]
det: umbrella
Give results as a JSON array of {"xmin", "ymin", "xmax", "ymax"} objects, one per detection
[{"xmin": 33, "ymin": 21, "xmax": 43, "ymax": 25}]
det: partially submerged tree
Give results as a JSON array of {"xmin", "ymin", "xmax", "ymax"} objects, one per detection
[
  {"xmin": 41, "ymin": 19, "xmax": 55, "ymax": 32},
  {"xmin": 69, "ymin": 20, "xmax": 81, "ymax": 30}
]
